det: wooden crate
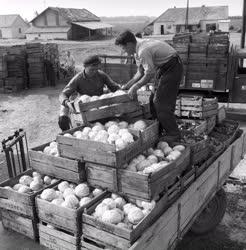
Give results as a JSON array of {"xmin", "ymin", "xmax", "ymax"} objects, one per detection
[
  {"xmin": 82, "ymin": 190, "xmax": 173, "ymax": 249},
  {"xmin": 36, "ymin": 185, "xmax": 108, "ymax": 235},
  {"xmin": 177, "ymin": 118, "xmax": 207, "ymax": 136},
  {"xmin": 0, "ymin": 169, "xmax": 59, "ymax": 218},
  {"xmin": 128, "ymin": 119, "xmax": 159, "ymax": 150},
  {"xmin": 75, "ymin": 94, "xmax": 141, "ymax": 123},
  {"xmin": 184, "ymin": 137, "xmax": 210, "ymax": 165},
  {"xmin": 180, "ymin": 96, "xmax": 218, "ymax": 119},
  {"xmin": 212, "ymin": 120, "xmax": 240, "ymax": 148},
  {"xmin": 39, "ymin": 223, "xmax": 80, "ymax": 250},
  {"xmin": 57, "ymin": 125, "xmax": 143, "ymax": 168},
  {"xmin": 1, "ymin": 209, "xmax": 39, "ymax": 241},
  {"xmin": 81, "ymin": 168, "xmax": 195, "ymax": 250},
  {"xmin": 29, "ymin": 142, "xmax": 86, "ymax": 183},
  {"xmin": 86, "ymin": 145, "xmax": 190, "ymax": 201}
]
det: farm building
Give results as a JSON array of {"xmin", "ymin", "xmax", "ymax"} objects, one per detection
[
  {"xmin": 0, "ymin": 14, "xmax": 29, "ymax": 39},
  {"xmin": 149, "ymin": 5, "xmax": 229, "ymax": 35},
  {"xmin": 25, "ymin": 7, "xmax": 113, "ymax": 40}
]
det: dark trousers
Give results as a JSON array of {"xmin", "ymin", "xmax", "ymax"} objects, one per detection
[{"xmin": 150, "ymin": 56, "xmax": 183, "ymax": 138}]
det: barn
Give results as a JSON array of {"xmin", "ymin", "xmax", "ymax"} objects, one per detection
[{"xmin": 25, "ymin": 7, "xmax": 113, "ymax": 40}]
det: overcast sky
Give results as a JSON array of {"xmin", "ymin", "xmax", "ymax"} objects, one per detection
[{"xmin": 0, "ymin": 0, "xmax": 243, "ymax": 21}]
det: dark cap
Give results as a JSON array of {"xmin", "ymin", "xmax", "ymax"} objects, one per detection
[{"xmin": 83, "ymin": 55, "xmax": 101, "ymax": 67}]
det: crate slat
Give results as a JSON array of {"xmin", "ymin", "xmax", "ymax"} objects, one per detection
[
  {"xmin": 1, "ymin": 209, "xmax": 38, "ymax": 240},
  {"xmin": 39, "ymin": 224, "xmax": 79, "ymax": 250}
]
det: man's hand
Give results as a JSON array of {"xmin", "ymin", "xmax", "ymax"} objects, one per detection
[
  {"xmin": 65, "ymin": 100, "xmax": 76, "ymax": 113},
  {"xmin": 128, "ymin": 85, "xmax": 138, "ymax": 100}
]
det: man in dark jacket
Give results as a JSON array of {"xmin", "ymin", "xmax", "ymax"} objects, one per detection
[
  {"xmin": 115, "ymin": 30, "xmax": 183, "ymax": 141},
  {"xmin": 58, "ymin": 55, "xmax": 120, "ymax": 131}
]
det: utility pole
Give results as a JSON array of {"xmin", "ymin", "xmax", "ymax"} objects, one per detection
[
  {"xmin": 185, "ymin": 0, "xmax": 189, "ymax": 32},
  {"xmin": 43, "ymin": 0, "xmax": 46, "ymax": 9},
  {"xmin": 241, "ymin": 0, "xmax": 246, "ymax": 49}
]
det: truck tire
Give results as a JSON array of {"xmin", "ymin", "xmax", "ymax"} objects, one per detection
[{"xmin": 190, "ymin": 188, "xmax": 227, "ymax": 235}]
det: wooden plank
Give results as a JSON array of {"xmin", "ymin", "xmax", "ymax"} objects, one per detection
[
  {"xmin": 81, "ymin": 239, "xmax": 104, "ymax": 250},
  {"xmin": 39, "ymin": 223, "xmax": 78, "ymax": 244},
  {"xmin": 0, "ymin": 198, "xmax": 34, "ymax": 217},
  {"xmin": 39, "ymin": 237, "xmax": 74, "ymax": 250},
  {"xmin": 86, "ymin": 163, "xmax": 117, "ymax": 191},
  {"xmin": 39, "ymin": 224, "xmax": 78, "ymax": 250},
  {"xmin": 29, "ymin": 147, "xmax": 81, "ymax": 172},
  {"xmin": 1, "ymin": 210, "xmax": 37, "ymax": 240},
  {"xmin": 30, "ymin": 161, "xmax": 85, "ymax": 183},
  {"xmin": 83, "ymin": 224, "xmax": 131, "ymax": 249},
  {"xmin": 84, "ymin": 102, "xmax": 141, "ymax": 122},
  {"xmin": 58, "ymin": 144, "xmax": 116, "ymax": 166}
]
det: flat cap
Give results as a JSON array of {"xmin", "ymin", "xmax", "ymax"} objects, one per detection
[{"xmin": 83, "ymin": 55, "xmax": 101, "ymax": 66}]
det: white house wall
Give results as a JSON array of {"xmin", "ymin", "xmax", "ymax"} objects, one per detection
[
  {"xmin": 26, "ymin": 32, "xmax": 68, "ymax": 40},
  {"xmin": 218, "ymin": 21, "xmax": 229, "ymax": 32},
  {"xmin": 153, "ymin": 22, "xmax": 175, "ymax": 35},
  {"xmin": 0, "ymin": 28, "xmax": 13, "ymax": 38}
]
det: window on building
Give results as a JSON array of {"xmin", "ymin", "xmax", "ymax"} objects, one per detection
[
  {"xmin": 19, "ymin": 28, "xmax": 21, "ymax": 33},
  {"xmin": 167, "ymin": 25, "xmax": 172, "ymax": 29}
]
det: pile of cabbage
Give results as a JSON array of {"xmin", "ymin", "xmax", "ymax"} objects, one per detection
[
  {"xmin": 79, "ymin": 90, "xmax": 126, "ymax": 104},
  {"xmin": 3, "ymin": 172, "xmax": 58, "ymax": 193},
  {"xmin": 73, "ymin": 90, "xmax": 127, "ymax": 112},
  {"xmin": 39, "ymin": 181, "xmax": 104, "ymax": 210},
  {"xmin": 42, "ymin": 141, "xmax": 59, "ymax": 157},
  {"xmin": 92, "ymin": 193, "xmax": 156, "ymax": 229},
  {"xmin": 63, "ymin": 119, "xmax": 148, "ymax": 151},
  {"xmin": 124, "ymin": 141, "xmax": 186, "ymax": 174}
]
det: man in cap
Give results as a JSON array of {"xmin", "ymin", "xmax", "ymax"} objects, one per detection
[
  {"xmin": 58, "ymin": 54, "xmax": 120, "ymax": 131},
  {"xmin": 115, "ymin": 30, "xmax": 183, "ymax": 142}
]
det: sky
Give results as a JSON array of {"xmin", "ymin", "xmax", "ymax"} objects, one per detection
[{"xmin": 0, "ymin": 0, "xmax": 243, "ymax": 21}]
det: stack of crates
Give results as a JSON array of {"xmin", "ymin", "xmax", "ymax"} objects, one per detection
[{"xmin": 173, "ymin": 33, "xmax": 230, "ymax": 91}]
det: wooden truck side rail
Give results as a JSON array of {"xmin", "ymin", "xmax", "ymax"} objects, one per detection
[{"xmin": 130, "ymin": 131, "xmax": 245, "ymax": 250}]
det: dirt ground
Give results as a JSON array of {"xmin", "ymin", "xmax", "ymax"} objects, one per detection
[{"xmin": 0, "ymin": 33, "xmax": 246, "ymax": 249}]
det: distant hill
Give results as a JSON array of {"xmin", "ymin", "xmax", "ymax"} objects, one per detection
[{"xmin": 100, "ymin": 16, "xmax": 156, "ymax": 34}]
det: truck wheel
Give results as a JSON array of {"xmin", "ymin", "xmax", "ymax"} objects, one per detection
[{"xmin": 190, "ymin": 188, "xmax": 227, "ymax": 235}]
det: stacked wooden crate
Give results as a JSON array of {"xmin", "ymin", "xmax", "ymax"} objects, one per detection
[
  {"xmin": 26, "ymin": 43, "xmax": 45, "ymax": 88},
  {"xmin": 175, "ymin": 95, "xmax": 218, "ymax": 119},
  {"xmin": 43, "ymin": 43, "xmax": 60, "ymax": 86},
  {"xmin": 36, "ymin": 183, "xmax": 107, "ymax": 250},
  {"xmin": 174, "ymin": 94, "xmax": 218, "ymax": 165},
  {"xmin": 0, "ymin": 46, "xmax": 7, "ymax": 92},
  {"xmin": 4, "ymin": 45, "xmax": 27, "ymax": 92},
  {"xmin": 173, "ymin": 33, "xmax": 230, "ymax": 91},
  {"xmin": 0, "ymin": 169, "xmax": 60, "ymax": 241},
  {"xmin": 26, "ymin": 95, "xmax": 192, "ymax": 249},
  {"xmin": 28, "ymin": 140, "xmax": 106, "ymax": 249}
]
